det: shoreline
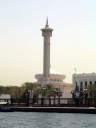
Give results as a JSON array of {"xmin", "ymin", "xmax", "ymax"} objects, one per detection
[{"xmin": 7, "ymin": 106, "xmax": 96, "ymax": 114}]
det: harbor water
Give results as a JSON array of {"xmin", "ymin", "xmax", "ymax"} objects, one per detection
[{"xmin": 0, "ymin": 112, "xmax": 96, "ymax": 128}]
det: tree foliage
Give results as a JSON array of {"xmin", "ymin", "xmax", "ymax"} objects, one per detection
[{"xmin": 0, "ymin": 83, "xmax": 62, "ymax": 99}]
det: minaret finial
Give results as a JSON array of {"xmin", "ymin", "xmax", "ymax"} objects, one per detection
[{"xmin": 46, "ymin": 17, "xmax": 49, "ymax": 28}]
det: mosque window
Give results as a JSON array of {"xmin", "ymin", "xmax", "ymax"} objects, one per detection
[
  {"xmin": 75, "ymin": 85, "xmax": 79, "ymax": 91},
  {"xmin": 80, "ymin": 81, "xmax": 83, "ymax": 91},
  {"xmin": 90, "ymin": 81, "xmax": 92, "ymax": 85},
  {"xmin": 80, "ymin": 81, "xmax": 83, "ymax": 86},
  {"xmin": 85, "ymin": 81, "xmax": 87, "ymax": 88}
]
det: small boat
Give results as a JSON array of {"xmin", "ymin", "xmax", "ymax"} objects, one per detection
[{"xmin": 0, "ymin": 101, "xmax": 14, "ymax": 112}]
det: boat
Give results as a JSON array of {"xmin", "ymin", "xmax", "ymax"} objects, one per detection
[{"xmin": 0, "ymin": 101, "xmax": 14, "ymax": 112}]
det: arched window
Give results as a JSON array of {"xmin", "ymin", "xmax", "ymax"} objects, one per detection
[
  {"xmin": 80, "ymin": 81, "xmax": 83, "ymax": 91},
  {"xmin": 85, "ymin": 81, "xmax": 87, "ymax": 88},
  {"xmin": 90, "ymin": 81, "xmax": 92, "ymax": 85},
  {"xmin": 80, "ymin": 81, "xmax": 83, "ymax": 86},
  {"xmin": 75, "ymin": 85, "xmax": 79, "ymax": 92}
]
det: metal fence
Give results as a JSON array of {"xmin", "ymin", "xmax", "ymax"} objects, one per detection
[{"xmin": 10, "ymin": 97, "xmax": 96, "ymax": 107}]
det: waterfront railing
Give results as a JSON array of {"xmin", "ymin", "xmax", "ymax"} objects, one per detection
[{"xmin": 10, "ymin": 97, "xmax": 96, "ymax": 107}]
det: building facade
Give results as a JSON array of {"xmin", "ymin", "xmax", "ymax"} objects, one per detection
[{"xmin": 72, "ymin": 73, "xmax": 96, "ymax": 91}]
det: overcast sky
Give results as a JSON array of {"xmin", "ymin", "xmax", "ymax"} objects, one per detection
[{"xmin": 0, "ymin": 0, "xmax": 96, "ymax": 85}]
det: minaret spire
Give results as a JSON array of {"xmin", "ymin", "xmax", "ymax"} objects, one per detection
[{"xmin": 45, "ymin": 17, "xmax": 49, "ymax": 28}]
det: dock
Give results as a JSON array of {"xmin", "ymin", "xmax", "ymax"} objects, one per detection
[{"xmin": 10, "ymin": 107, "xmax": 96, "ymax": 114}]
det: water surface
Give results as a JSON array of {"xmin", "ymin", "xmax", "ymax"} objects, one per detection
[{"xmin": 0, "ymin": 112, "xmax": 96, "ymax": 128}]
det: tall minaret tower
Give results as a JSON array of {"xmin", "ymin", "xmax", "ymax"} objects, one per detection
[
  {"xmin": 41, "ymin": 18, "xmax": 53, "ymax": 78},
  {"xmin": 35, "ymin": 19, "xmax": 65, "ymax": 86}
]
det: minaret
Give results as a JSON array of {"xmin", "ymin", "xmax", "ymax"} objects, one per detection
[
  {"xmin": 41, "ymin": 18, "xmax": 53, "ymax": 78},
  {"xmin": 35, "ymin": 19, "xmax": 65, "ymax": 86}
]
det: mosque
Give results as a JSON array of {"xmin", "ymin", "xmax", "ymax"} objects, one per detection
[
  {"xmin": 35, "ymin": 19, "xmax": 72, "ymax": 98},
  {"xmin": 35, "ymin": 19, "xmax": 65, "ymax": 86},
  {"xmin": 35, "ymin": 19, "xmax": 96, "ymax": 98}
]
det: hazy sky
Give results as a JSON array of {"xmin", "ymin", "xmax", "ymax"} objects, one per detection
[{"xmin": 0, "ymin": 0, "xmax": 96, "ymax": 86}]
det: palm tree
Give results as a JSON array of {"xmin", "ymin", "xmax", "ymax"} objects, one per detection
[{"xmin": 45, "ymin": 85, "xmax": 60, "ymax": 106}]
